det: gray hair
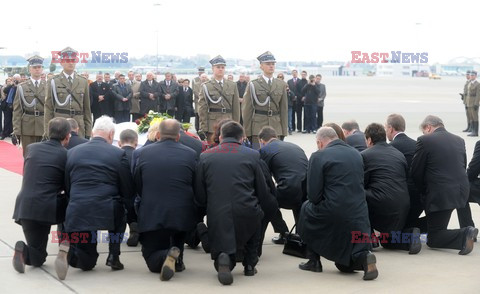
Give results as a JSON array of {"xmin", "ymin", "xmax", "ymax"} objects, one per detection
[
  {"xmin": 420, "ymin": 115, "xmax": 444, "ymax": 129},
  {"xmin": 316, "ymin": 127, "xmax": 339, "ymax": 141},
  {"xmin": 92, "ymin": 116, "xmax": 115, "ymax": 133}
]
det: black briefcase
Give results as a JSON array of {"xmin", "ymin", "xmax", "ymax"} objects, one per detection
[{"xmin": 282, "ymin": 225, "xmax": 307, "ymax": 259}]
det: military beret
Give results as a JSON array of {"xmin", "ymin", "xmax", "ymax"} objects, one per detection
[
  {"xmin": 257, "ymin": 51, "xmax": 276, "ymax": 63},
  {"xmin": 27, "ymin": 55, "xmax": 44, "ymax": 66},
  {"xmin": 59, "ymin": 46, "xmax": 78, "ymax": 60},
  {"xmin": 209, "ymin": 55, "xmax": 226, "ymax": 66},
  {"xmin": 198, "ymin": 66, "xmax": 205, "ymax": 72}
]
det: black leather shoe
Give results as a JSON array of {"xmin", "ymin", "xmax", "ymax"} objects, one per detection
[
  {"xmin": 299, "ymin": 259, "xmax": 322, "ymax": 272},
  {"xmin": 175, "ymin": 259, "xmax": 186, "ymax": 272},
  {"xmin": 217, "ymin": 253, "xmax": 233, "ymax": 285},
  {"xmin": 272, "ymin": 233, "xmax": 286, "ymax": 245},
  {"xmin": 244, "ymin": 265, "xmax": 258, "ymax": 276},
  {"xmin": 362, "ymin": 252, "xmax": 378, "ymax": 280},
  {"xmin": 197, "ymin": 222, "xmax": 210, "ymax": 253},
  {"xmin": 302, "ymin": 130, "xmax": 307, "ymax": 134},
  {"xmin": 459, "ymin": 226, "xmax": 478, "ymax": 255},
  {"xmin": 409, "ymin": 227, "xmax": 422, "ymax": 255},
  {"xmin": 127, "ymin": 222, "xmax": 139, "ymax": 247},
  {"xmin": 106, "ymin": 254, "xmax": 124, "ymax": 270},
  {"xmin": 160, "ymin": 247, "xmax": 180, "ymax": 281},
  {"xmin": 0, "ymin": 136, "xmax": 5, "ymax": 140},
  {"xmin": 13, "ymin": 241, "xmax": 26, "ymax": 273}
]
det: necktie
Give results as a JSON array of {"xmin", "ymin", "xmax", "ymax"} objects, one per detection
[
  {"xmin": 219, "ymin": 81, "xmax": 223, "ymax": 88},
  {"xmin": 35, "ymin": 81, "xmax": 38, "ymax": 87},
  {"xmin": 68, "ymin": 76, "xmax": 72, "ymax": 84},
  {"xmin": 149, "ymin": 81, "xmax": 152, "ymax": 86},
  {"xmin": 184, "ymin": 87, "xmax": 187, "ymax": 92},
  {"xmin": 268, "ymin": 79, "xmax": 272, "ymax": 86}
]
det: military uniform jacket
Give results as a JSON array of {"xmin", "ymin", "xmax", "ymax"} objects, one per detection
[
  {"xmin": 13, "ymin": 79, "xmax": 46, "ymax": 137},
  {"xmin": 198, "ymin": 78, "xmax": 240, "ymax": 133},
  {"xmin": 466, "ymin": 80, "xmax": 480, "ymax": 107},
  {"xmin": 44, "ymin": 72, "xmax": 92, "ymax": 138},
  {"xmin": 463, "ymin": 80, "xmax": 469, "ymax": 105},
  {"xmin": 242, "ymin": 77, "xmax": 288, "ymax": 137}
]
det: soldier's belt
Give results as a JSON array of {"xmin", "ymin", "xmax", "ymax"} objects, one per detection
[
  {"xmin": 208, "ymin": 108, "xmax": 231, "ymax": 114},
  {"xmin": 55, "ymin": 109, "xmax": 84, "ymax": 116},
  {"xmin": 24, "ymin": 110, "xmax": 44, "ymax": 117},
  {"xmin": 255, "ymin": 109, "xmax": 279, "ymax": 117}
]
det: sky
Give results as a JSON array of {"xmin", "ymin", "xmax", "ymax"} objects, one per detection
[{"xmin": 1, "ymin": 0, "xmax": 479, "ymax": 63}]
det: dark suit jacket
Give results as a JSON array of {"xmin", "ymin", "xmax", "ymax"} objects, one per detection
[
  {"xmin": 176, "ymin": 86, "xmax": 193, "ymax": 116},
  {"xmin": 112, "ymin": 83, "xmax": 133, "ymax": 112},
  {"xmin": 134, "ymin": 139, "xmax": 197, "ymax": 233},
  {"xmin": 66, "ymin": 131, "xmax": 89, "ymax": 150},
  {"xmin": 237, "ymin": 81, "xmax": 247, "ymax": 98},
  {"xmin": 298, "ymin": 139, "xmax": 371, "ymax": 266},
  {"xmin": 467, "ymin": 140, "xmax": 480, "ymax": 203},
  {"xmin": 159, "ymin": 80, "xmax": 179, "ymax": 111},
  {"xmin": 121, "ymin": 145, "xmax": 135, "ymax": 166},
  {"xmin": 259, "ymin": 139, "xmax": 308, "ymax": 208},
  {"xmin": 89, "ymin": 82, "xmax": 109, "ymax": 117},
  {"xmin": 411, "ymin": 127, "xmax": 469, "ymax": 213},
  {"xmin": 139, "ymin": 80, "xmax": 160, "ymax": 114},
  {"xmin": 13, "ymin": 140, "xmax": 67, "ymax": 224},
  {"xmin": 346, "ymin": 130, "xmax": 367, "ymax": 152},
  {"xmin": 64, "ymin": 137, "xmax": 134, "ymax": 232},
  {"xmin": 179, "ymin": 130, "xmax": 202, "ymax": 158},
  {"xmin": 287, "ymin": 78, "xmax": 301, "ymax": 100},
  {"xmin": 361, "ymin": 142, "xmax": 410, "ymax": 232}
]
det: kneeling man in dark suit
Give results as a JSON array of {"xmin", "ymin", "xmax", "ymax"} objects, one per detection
[{"xmin": 12, "ymin": 118, "xmax": 71, "ymax": 273}]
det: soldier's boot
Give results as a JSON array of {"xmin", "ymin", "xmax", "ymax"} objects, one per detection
[
  {"xmin": 468, "ymin": 121, "xmax": 474, "ymax": 132},
  {"xmin": 463, "ymin": 122, "xmax": 471, "ymax": 132},
  {"xmin": 468, "ymin": 121, "xmax": 479, "ymax": 137}
]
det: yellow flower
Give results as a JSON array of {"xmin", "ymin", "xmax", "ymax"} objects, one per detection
[{"xmin": 150, "ymin": 117, "xmax": 164, "ymax": 127}]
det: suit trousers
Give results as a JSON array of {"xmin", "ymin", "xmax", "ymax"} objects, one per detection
[
  {"xmin": 140, "ymin": 229, "xmax": 186, "ymax": 273},
  {"xmin": 457, "ymin": 202, "xmax": 476, "ymax": 228},
  {"xmin": 295, "ymin": 101, "xmax": 303, "ymax": 131},
  {"xmin": 380, "ymin": 227, "xmax": 417, "ymax": 251},
  {"xmin": 115, "ymin": 111, "xmax": 130, "ymax": 124},
  {"xmin": 426, "ymin": 209, "xmax": 466, "ymax": 250},
  {"xmin": 304, "ymin": 104, "xmax": 317, "ymax": 132},
  {"xmin": 20, "ymin": 219, "xmax": 51, "ymax": 267},
  {"xmin": 467, "ymin": 107, "xmax": 478, "ymax": 122},
  {"xmin": 68, "ymin": 203, "xmax": 126, "ymax": 271},
  {"xmin": 218, "ymin": 226, "xmax": 260, "ymax": 270},
  {"xmin": 2, "ymin": 107, "xmax": 12, "ymax": 137},
  {"xmin": 316, "ymin": 106, "xmax": 324, "ymax": 128},
  {"xmin": 465, "ymin": 106, "xmax": 471, "ymax": 124}
]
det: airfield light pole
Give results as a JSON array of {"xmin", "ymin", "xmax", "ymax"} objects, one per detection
[{"xmin": 154, "ymin": 3, "xmax": 161, "ymax": 75}]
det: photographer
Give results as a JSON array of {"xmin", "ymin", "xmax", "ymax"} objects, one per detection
[
  {"xmin": 301, "ymin": 75, "xmax": 320, "ymax": 134},
  {"xmin": 1, "ymin": 75, "xmax": 21, "ymax": 140}
]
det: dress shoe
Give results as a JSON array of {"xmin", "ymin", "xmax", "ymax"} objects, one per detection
[
  {"xmin": 298, "ymin": 259, "xmax": 322, "ymax": 272},
  {"xmin": 302, "ymin": 130, "xmax": 307, "ymax": 134},
  {"xmin": 244, "ymin": 265, "xmax": 258, "ymax": 276},
  {"xmin": 175, "ymin": 259, "xmax": 186, "ymax": 272},
  {"xmin": 271, "ymin": 233, "xmax": 286, "ymax": 245},
  {"xmin": 13, "ymin": 241, "xmax": 26, "ymax": 273},
  {"xmin": 217, "ymin": 252, "xmax": 233, "ymax": 285},
  {"xmin": 197, "ymin": 222, "xmax": 210, "ymax": 253},
  {"xmin": 126, "ymin": 222, "xmax": 139, "ymax": 247},
  {"xmin": 408, "ymin": 227, "xmax": 422, "ymax": 255},
  {"xmin": 55, "ymin": 240, "xmax": 70, "ymax": 280},
  {"xmin": 106, "ymin": 254, "xmax": 124, "ymax": 270},
  {"xmin": 0, "ymin": 136, "xmax": 5, "ymax": 140},
  {"xmin": 296, "ymin": 130, "xmax": 302, "ymax": 133},
  {"xmin": 288, "ymin": 130, "xmax": 292, "ymax": 135},
  {"xmin": 335, "ymin": 262, "xmax": 355, "ymax": 273},
  {"xmin": 459, "ymin": 226, "xmax": 478, "ymax": 255},
  {"xmin": 361, "ymin": 252, "xmax": 378, "ymax": 281},
  {"xmin": 160, "ymin": 247, "xmax": 180, "ymax": 281}
]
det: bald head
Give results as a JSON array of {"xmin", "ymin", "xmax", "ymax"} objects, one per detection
[
  {"xmin": 316, "ymin": 127, "xmax": 338, "ymax": 150},
  {"xmin": 158, "ymin": 119, "xmax": 181, "ymax": 141}
]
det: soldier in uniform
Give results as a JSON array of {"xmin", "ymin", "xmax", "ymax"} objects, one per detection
[
  {"xmin": 12, "ymin": 55, "xmax": 47, "ymax": 157},
  {"xmin": 461, "ymin": 71, "xmax": 471, "ymax": 132},
  {"xmin": 198, "ymin": 56, "xmax": 240, "ymax": 143},
  {"xmin": 467, "ymin": 71, "xmax": 480, "ymax": 137},
  {"xmin": 192, "ymin": 67, "xmax": 206, "ymax": 132},
  {"xmin": 44, "ymin": 47, "xmax": 92, "ymax": 138},
  {"xmin": 242, "ymin": 51, "xmax": 288, "ymax": 149}
]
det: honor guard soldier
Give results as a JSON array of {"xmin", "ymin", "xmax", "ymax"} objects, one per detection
[
  {"xmin": 467, "ymin": 71, "xmax": 480, "ymax": 137},
  {"xmin": 461, "ymin": 71, "xmax": 471, "ymax": 132},
  {"xmin": 242, "ymin": 51, "xmax": 288, "ymax": 149},
  {"xmin": 44, "ymin": 47, "xmax": 92, "ymax": 138},
  {"xmin": 12, "ymin": 55, "xmax": 47, "ymax": 157},
  {"xmin": 198, "ymin": 55, "xmax": 240, "ymax": 143},
  {"xmin": 192, "ymin": 66, "xmax": 207, "ymax": 132}
]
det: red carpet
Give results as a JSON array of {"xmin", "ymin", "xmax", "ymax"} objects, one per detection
[{"xmin": 0, "ymin": 141, "xmax": 23, "ymax": 175}]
